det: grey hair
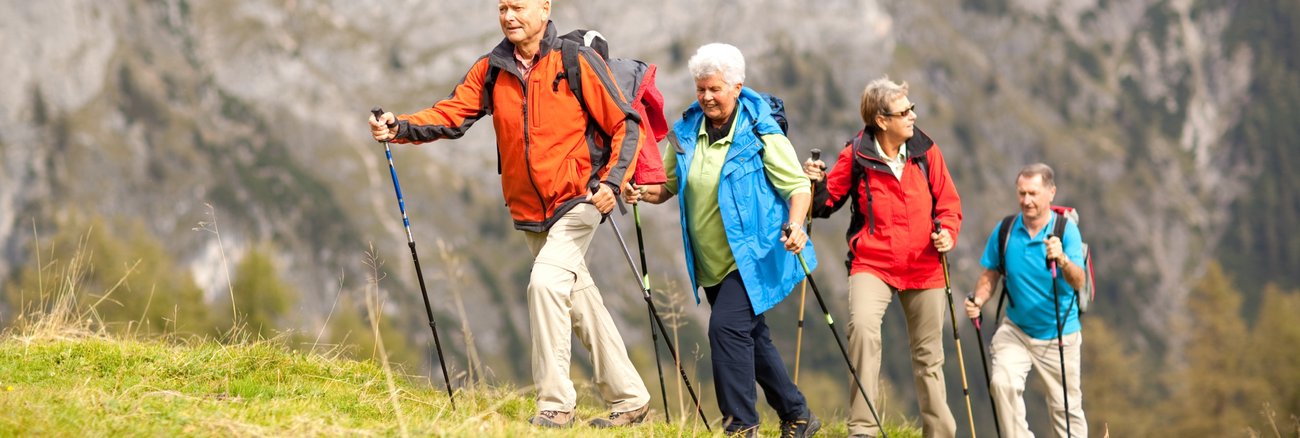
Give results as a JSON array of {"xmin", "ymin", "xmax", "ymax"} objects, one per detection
[
  {"xmin": 1017, "ymin": 163, "xmax": 1056, "ymax": 188},
  {"xmin": 859, "ymin": 76, "xmax": 909, "ymax": 130},
  {"xmin": 688, "ymin": 43, "xmax": 746, "ymax": 86}
]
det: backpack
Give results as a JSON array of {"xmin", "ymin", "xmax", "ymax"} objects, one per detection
[
  {"xmin": 760, "ymin": 93, "xmax": 789, "ymax": 135},
  {"xmin": 749, "ymin": 92, "xmax": 790, "ymax": 155},
  {"xmin": 480, "ymin": 29, "xmax": 669, "ymax": 185},
  {"xmin": 993, "ymin": 205, "xmax": 1096, "ymax": 319}
]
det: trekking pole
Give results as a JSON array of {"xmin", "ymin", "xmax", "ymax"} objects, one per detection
[
  {"xmin": 968, "ymin": 296, "xmax": 1003, "ymax": 437},
  {"xmin": 604, "ymin": 197, "xmax": 710, "ymax": 431},
  {"xmin": 371, "ymin": 107, "xmax": 456, "ymax": 409},
  {"xmin": 632, "ymin": 203, "xmax": 672, "ymax": 423},
  {"xmin": 1048, "ymin": 234, "xmax": 1072, "ymax": 438},
  {"xmin": 784, "ymin": 224, "xmax": 888, "ymax": 438},
  {"xmin": 934, "ymin": 219, "xmax": 976, "ymax": 438},
  {"xmin": 793, "ymin": 148, "xmax": 820, "ymax": 385}
]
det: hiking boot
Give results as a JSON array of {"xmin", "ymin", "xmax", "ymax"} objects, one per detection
[
  {"xmin": 588, "ymin": 403, "xmax": 649, "ymax": 428},
  {"xmin": 725, "ymin": 426, "xmax": 758, "ymax": 437},
  {"xmin": 528, "ymin": 410, "xmax": 574, "ymax": 428},
  {"xmin": 780, "ymin": 411, "xmax": 822, "ymax": 438}
]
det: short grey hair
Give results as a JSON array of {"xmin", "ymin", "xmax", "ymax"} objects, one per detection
[
  {"xmin": 860, "ymin": 76, "xmax": 909, "ymax": 130},
  {"xmin": 688, "ymin": 43, "xmax": 746, "ymax": 86},
  {"xmin": 1017, "ymin": 163, "xmax": 1056, "ymax": 188}
]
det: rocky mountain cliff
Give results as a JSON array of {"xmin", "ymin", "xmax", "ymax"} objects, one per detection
[{"xmin": 2, "ymin": 0, "xmax": 1290, "ymax": 426}]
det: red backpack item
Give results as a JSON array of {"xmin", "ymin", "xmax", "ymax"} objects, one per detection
[{"xmin": 625, "ymin": 61, "xmax": 668, "ymax": 185}]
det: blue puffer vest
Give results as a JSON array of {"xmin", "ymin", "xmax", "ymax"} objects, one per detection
[{"xmin": 671, "ymin": 87, "xmax": 817, "ymax": 315}]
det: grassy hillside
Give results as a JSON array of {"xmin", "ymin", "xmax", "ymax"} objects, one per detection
[{"xmin": 0, "ymin": 324, "xmax": 921, "ymax": 437}]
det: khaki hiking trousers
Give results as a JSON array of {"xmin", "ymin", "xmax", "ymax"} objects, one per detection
[
  {"xmin": 522, "ymin": 203, "xmax": 650, "ymax": 414},
  {"xmin": 990, "ymin": 320, "xmax": 1087, "ymax": 438},
  {"xmin": 846, "ymin": 272, "xmax": 957, "ymax": 438}
]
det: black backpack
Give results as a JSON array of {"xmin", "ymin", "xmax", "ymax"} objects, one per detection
[
  {"xmin": 993, "ymin": 206, "xmax": 1096, "ymax": 321},
  {"xmin": 761, "ymin": 93, "xmax": 789, "ymax": 135},
  {"xmin": 750, "ymin": 93, "xmax": 790, "ymax": 157}
]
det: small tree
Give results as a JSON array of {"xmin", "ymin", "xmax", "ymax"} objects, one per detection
[
  {"xmin": 3, "ymin": 216, "xmax": 216, "ymax": 336},
  {"xmin": 1162, "ymin": 262, "xmax": 1267, "ymax": 435},
  {"xmin": 1081, "ymin": 318, "xmax": 1157, "ymax": 435},
  {"xmin": 228, "ymin": 245, "xmax": 295, "ymax": 339},
  {"xmin": 1247, "ymin": 285, "xmax": 1300, "ymax": 423}
]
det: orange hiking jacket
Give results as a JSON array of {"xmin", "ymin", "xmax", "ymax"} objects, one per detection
[{"xmin": 392, "ymin": 22, "xmax": 642, "ymax": 232}]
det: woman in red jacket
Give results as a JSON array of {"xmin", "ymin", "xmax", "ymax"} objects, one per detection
[{"xmin": 805, "ymin": 76, "xmax": 963, "ymax": 438}]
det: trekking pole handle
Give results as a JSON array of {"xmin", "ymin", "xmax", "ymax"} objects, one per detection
[
  {"xmin": 810, "ymin": 148, "xmax": 821, "ymax": 161},
  {"xmin": 371, "ymin": 107, "xmax": 397, "ymax": 129},
  {"xmin": 1046, "ymin": 233, "xmax": 1058, "ymax": 276},
  {"xmin": 967, "ymin": 295, "xmax": 983, "ymax": 330},
  {"xmin": 932, "ymin": 219, "xmax": 946, "ymax": 249}
]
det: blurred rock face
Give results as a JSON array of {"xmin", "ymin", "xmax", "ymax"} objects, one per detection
[{"xmin": 0, "ymin": 0, "xmax": 1262, "ymax": 376}]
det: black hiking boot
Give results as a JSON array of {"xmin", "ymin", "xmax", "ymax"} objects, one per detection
[{"xmin": 780, "ymin": 411, "xmax": 822, "ymax": 438}]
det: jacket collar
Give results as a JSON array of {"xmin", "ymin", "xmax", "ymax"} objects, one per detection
[
  {"xmin": 853, "ymin": 126, "xmax": 935, "ymax": 162},
  {"xmin": 487, "ymin": 21, "xmax": 559, "ymax": 76},
  {"xmin": 677, "ymin": 87, "xmax": 781, "ymax": 144}
]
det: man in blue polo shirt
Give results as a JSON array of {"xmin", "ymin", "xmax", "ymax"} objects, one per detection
[{"xmin": 965, "ymin": 163, "xmax": 1087, "ymax": 437}]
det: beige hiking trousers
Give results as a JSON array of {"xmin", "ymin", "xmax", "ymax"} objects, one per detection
[
  {"xmin": 846, "ymin": 273, "xmax": 957, "ymax": 438},
  {"xmin": 990, "ymin": 320, "xmax": 1087, "ymax": 438},
  {"xmin": 522, "ymin": 203, "xmax": 649, "ymax": 413}
]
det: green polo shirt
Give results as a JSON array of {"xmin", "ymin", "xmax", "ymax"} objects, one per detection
[{"xmin": 663, "ymin": 121, "xmax": 811, "ymax": 288}]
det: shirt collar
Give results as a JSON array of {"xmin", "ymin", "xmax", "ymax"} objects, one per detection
[
  {"xmin": 514, "ymin": 50, "xmax": 539, "ymax": 77},
  {"xmin": 873, "ymin": 137, "xmax": 907, "ymax": 162}
]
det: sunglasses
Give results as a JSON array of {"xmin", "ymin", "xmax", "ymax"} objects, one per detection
[{"xmin": 882, "ymin": 103, "xmax": 917, "ymax": 118}]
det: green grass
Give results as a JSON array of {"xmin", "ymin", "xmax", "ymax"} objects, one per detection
[
  {"xmin": 0, "ymin": 239, "xmax": 918, "ymax": 437},
  {"xmin": 0, "ymin": 329, "xmax": 922, "ymax": 437}
]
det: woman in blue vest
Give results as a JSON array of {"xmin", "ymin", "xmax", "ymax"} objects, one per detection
[{"xmin": 623, "ymin": 43, "xmax": 820, "ymax": 438}]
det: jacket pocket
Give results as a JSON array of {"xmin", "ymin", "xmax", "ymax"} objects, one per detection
[
  {"xmin": 555, "ymin": 157, "xmax": 584, "ymax": 203},
  {"xmin": 529, "ymin": 80, "xmax": 546, "ymax": 130}
]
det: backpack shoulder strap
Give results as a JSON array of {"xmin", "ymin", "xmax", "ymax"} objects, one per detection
[
  {"xmin": 559, "ymin": 40, "xmax": 590, "ymax": 117},
  {"xmin": 997, "ymin": 215, "xmax": 1016, "ymax": 275},
  {"xmin": 481, "ymin": 66, "xmax": 501, "ymax": 115},
  {"xmin": 994, "ymin": 214, "xmax": 1018, "ymax": 318},
  {"xmin": 837, "ymin": 134, "xmax": 868, "ymax": 270},
  {"xmin": 915, "ymin": 153, "xmax": 936, "ymax": 216},
  {"xmin": 850, "ymin": 132, "xmax": 876, "ymax": 235},
  {"xmin": 480, "ymin": 65, "xmax": 502, "ymax": 174},
  {"xmin": 849, "ymin": 133, "xmax": 865, "ymax": 188},
  {"xmin": 1052, "ymin": 209, "xmax": 1068, "ymax": 239}
]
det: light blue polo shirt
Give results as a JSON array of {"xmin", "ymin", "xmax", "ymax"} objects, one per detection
[{"xmin": 980, "ymin": 212, "xmax": 1085, "ymax": 340}]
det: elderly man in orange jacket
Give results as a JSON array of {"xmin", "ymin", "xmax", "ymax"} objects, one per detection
[{"xmin": 369, "ymin": 0, "xmax": 649, "ymax": 429}]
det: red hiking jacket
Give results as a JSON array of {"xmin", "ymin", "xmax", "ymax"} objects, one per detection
[{"xmin": 812, "ymin": 128, "xmax": 963, "ymax": 290}]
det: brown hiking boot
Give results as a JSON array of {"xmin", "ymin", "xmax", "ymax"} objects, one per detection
[
  {"xmin": 588, "ymin": 403, "xmax": 649, "ymax": 428},
  {"xmin": 528, "ymin": 410, "xmax": 574, "ymax": 428}
]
